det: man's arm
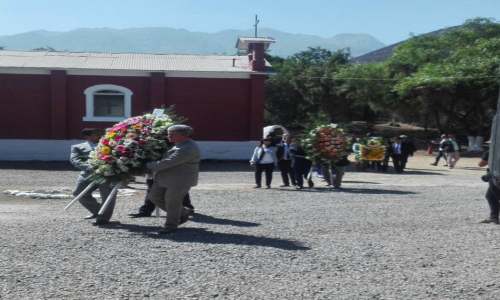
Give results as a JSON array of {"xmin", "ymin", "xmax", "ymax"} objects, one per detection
[
  {"xmin": 147, "ymin": 146, "xmax": 198, "ymax": 172},
  {"xmin": 70, "ymin": 145, "xmax": 90, "ymax": 171}
]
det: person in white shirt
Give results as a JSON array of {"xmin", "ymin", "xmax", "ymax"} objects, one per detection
[{"xmin": 250, "ymin": 138, "xmax": 278, "ymax": 189}]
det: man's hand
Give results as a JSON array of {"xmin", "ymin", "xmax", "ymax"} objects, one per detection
[{"xmin": 478, "ymin": 159, "xmax": 488, "ymax": 167}]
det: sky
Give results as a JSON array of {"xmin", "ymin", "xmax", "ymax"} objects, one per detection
[{"xmin": 0, "ymin": 0, "xmax": 499, "ymax": 45}]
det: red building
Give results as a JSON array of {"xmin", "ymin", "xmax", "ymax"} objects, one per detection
[{"xmin": 0, "ymin": 37, "xmax": 275, "ymax": 160}]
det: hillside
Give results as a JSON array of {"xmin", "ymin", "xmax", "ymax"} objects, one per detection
[{"xmin": 0, "ymin": 27, "xmax": 385, "ymax": 57}]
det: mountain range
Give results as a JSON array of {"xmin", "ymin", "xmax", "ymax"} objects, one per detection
[{"xmin": 0, "ymin": 27, "xmax": 385, "ymax": 58}]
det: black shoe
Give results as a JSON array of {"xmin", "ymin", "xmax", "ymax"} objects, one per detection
[
  {"xmin": 180, "ymin": 211, "xmax": 190, "ymax": 225},
  {"xmin": 158, "ymin": 227, "xmax": 177, "ymax": 234},
  {"xmin": 480, "ymin": 218, "xmax": 500, "ymax": 224},
  {"xmin": 254, "ymin": 185, "xmax": 261, "ymax": 188},
  {"xmin": 333, "ymin": 185, "xmax": 341, "ymax": 189},
  {"xmin": 430, "ymin": 163, "xmax": 437, "ymax": 166},
  {"xmin": 443, "ymin": 164, "xmax": 448, "ymax": 167},
  {"xmin": 188, "ymin": 209, "xmax": 195, "ymax": 215},
  {"xmin": 128, "ymin": 212, "xmax": 152, "ymax": 218},
  {"xmin": 84, "ymin": 214, "xmax": 97, "ymax": 220},
  {"xmin": 308, "ymin": 181, "xmax": 315, "ymax": 188},
  {"xmin": 92, "ymin": 220, "xmax": 109, "ymax": 226},
  {"xmin": 296, "ymin": 186, "xmax": 303, "ymax": 190},
  {"xmin": 265, "ymin": 185, "xmax": 271, "ymax": 189},
  {"xmin": 279, "ymin": 184, "xmax": 290, "ymax": 187}
]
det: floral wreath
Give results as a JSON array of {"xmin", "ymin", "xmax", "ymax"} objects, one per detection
[{"xmin": 303, "ymin": 124, "xmax": 350, "ymax": 162}]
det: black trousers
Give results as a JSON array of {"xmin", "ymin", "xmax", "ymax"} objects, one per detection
[
  {"xmin": 434, "ymin": 150, "xmax": 447, "ymax": 164},
  {"xmin": 139, "ymin": 179, "xmax": 194, "ymax": 214},
  {"xmin": 485, "ymin": 179, "xmax": 500, "ymax": 219},
  {"xmin": 278, "ymin": 159, "xmax": 296, "ymax": 185},
  {"xmin": 255, "ymin": 163, "xmax": 275, "ymax": 187},
  {"xmin": 391, "ymin": 154, "xmax": 405, "ymax": 173},
  {"xmin": 293, "ymin": 163, "xmax": 313, "ymax": 188}
]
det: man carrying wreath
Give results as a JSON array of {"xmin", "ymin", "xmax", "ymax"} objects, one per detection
[
  {"xmin": 70, "ymin": 128, "xmax": 116, "ymax": 226},
  {"xmin": 146, "ymin": 125, "xmax": 201, "ymax": 234}
]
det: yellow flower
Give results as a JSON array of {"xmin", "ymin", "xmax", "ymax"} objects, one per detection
[
  {"xmin": 107, "ymin": 131, "xmax": 117, "ymax": 138},
  {"xmin": 101, "ymin": 147, "xmax": 111, "ymax": 154}
]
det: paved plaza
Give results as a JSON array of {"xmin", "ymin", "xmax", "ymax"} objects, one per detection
[{"xmin": 1, "ymin": 153, "xmax": 499, "ymax": 300}]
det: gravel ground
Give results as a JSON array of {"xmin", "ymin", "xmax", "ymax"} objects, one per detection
[{"xmin": 1, "ymin": 153, "xmax": 499, "ymax": 300}]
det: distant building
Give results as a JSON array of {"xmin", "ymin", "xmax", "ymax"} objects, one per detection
[{"xmin": 0, "ymin": 37, "xmax": 276, "ymax": 160}]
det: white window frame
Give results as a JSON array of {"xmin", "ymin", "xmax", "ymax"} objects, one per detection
[{"xmin": 83, "ymin": 84, "xmax": 133, "ymax": 122}]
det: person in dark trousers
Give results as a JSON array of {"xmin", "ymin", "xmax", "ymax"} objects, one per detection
[
  {"xmin": 478, "ymin": 150, "xmax": 500, "ymax": 224},
  {"xmin": 288, "ymin": 139, "xmax": 314, "ymax": 190},
  {"xmin": 430, "ymin": 134, "xmax": 449, "ymax": 166},
  {"xmin": 128, "ymin": 174, "xmax": 194, "ymax": 218},
  {"xmin": 400, "ymin": 135, "xmax": 416, "ymax": 170},
  {"xmin": 276, "ymin": 134, "xmax": 297, "ymax": 187},
  {"xmin": 250, "ymin": 138, "xmax": 278, "ymax": 189},
  {"xmin": 389, "ymin": 136, "xmax": 411, "ymax": 173}
]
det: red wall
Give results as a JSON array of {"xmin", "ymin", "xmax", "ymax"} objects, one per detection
[
  {"xmin": 165, "ymin": 77, "xmax": 251, "ymax": 141},
  {"xmin": 0, "ymin": 74, "xmax": 51, "ymax": 139},
  {"xmin": 0, "ymin": 72, "xmax": 264, "ymax": 141}
]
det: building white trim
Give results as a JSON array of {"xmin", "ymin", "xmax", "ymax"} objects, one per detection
[
  {"xmin": 83, "ymin": 84, "xmax": 133, "ymax": 122},
  {"xmin": 0, "ymin": 140, "xmax": 258, "ymax": 161}
]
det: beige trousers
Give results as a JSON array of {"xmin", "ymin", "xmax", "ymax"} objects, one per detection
[
  {"xmin": 447, "ymin": 152, "xmax": 460, "ymax": 168},
  {"xmin": 149, "ymin": 183, "xmax": 191, "ymax": 228}
]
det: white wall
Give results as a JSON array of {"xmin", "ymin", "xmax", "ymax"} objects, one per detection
[{"xmin": 0, "ymin": 140, "xmax": 258, "ymax": 161}]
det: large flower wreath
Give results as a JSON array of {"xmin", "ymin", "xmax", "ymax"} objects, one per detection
[
  {"xmin": 87, "ymin": 109, "xmax": 184, "ymax": 184},
  {"xmin": 304, "ymin": 124, "xmax": 350, "ymax": 162}
]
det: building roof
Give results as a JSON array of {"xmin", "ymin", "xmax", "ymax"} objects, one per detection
[
  {"xmin": 236, "ymin": 37, "xmax": 276, "ymax": 50},
  {"xmin": 0, "ymin": 50, "xmax": 274, "ymax": 73}
]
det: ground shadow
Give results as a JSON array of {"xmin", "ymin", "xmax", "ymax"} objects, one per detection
[
  {"xmin": 278, "ymin": 187, "xmax": 417, "ymax": 195},
  {"xmin": 189, "ymin": 213, "xmax": 260, "ymax": 227},
  {"xmin": 342, "ymin": 181, "xmax": 382, "ymax": 185},
  {"xmin": 398, "ymin": 170, "xmax": 445, "ymax": 175},
  {"xmin": 101, "ymin": 223, "xmax": 309, "ymax": 250}
]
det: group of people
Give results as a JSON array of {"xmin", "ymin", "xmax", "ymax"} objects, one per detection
[
  {"xmin": 70, "ymin": 125, "xmax": 200, "ymax": 234},
  {"xmin": 249, "ymin": 133, "xmax": 349, "ymax": 190},
  {"xmin": 352, "ymin": 134, "xmax": 416, "ymax": 173},
  {"xmin": 430, "ymin": 134, "xmax": 461, "ymax": 169}
]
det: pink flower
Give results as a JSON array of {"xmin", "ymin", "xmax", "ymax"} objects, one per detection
[
  {"xmin": 115, "ymin": 145, "xmax": 126, "ymax": 152},
  {"xmin": 136, "ymin": 139, "xmax": 148, "ymax": 146},
  {"xmin": 114, "ymin": 135, "xmax": 122, "ymax": 141},
  {"xmin": 98, "ymin": 154, "xmax": 115, "ymax": 162},
  {"xmin": 121, "ymin": 150, "xmax": 133, "ymax": 157},
  {"xmin": 100, "ymin": 138, "xmax": 109, "ymax": 145},
  {"xmin": 143, "ymin": 119, "xmax": 152, "ymax": 124}
]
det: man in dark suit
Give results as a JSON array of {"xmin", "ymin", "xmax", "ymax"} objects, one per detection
[
  {"xmin": 288, "ymin": 139, "xmax": 313, "ymax": 189},
  {"xmin": 400, "ymin": 135, "xmax": 416, "ymax": 170},
  {"xmin": 276, "ymin": 134, "xmax": 296, "ymax": 187},
  {"xmin": 70, "ymin": 128, "xmax": 116, "ymax": 226},
  {"xmin": 389, "ymin": 136, "xmax": 411, "ymax": 173}
]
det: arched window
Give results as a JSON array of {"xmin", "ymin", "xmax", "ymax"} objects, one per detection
[{"xmin": 83, "ymin": 84, "xmax": 133, "ymax": 122}]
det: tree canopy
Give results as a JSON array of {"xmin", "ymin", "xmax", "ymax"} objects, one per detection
[{"xmin": 265, "ymin": 18, "xmax": 500, "ymax": 136}]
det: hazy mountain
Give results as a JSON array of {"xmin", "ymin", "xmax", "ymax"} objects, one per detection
[{"xmin": 0, "ymin": 27, "xmax": 385, "ymax": 57}]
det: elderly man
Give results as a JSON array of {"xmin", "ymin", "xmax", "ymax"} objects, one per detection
[
  {"xmin": 70, "ymin": 128, "xmax": 115, "ymax": 226},
  {"xmin": 146, "ymin": 125, "xmax": 201, "ymax": 234}
]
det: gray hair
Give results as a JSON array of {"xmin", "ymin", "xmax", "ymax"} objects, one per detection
[{"xmin": 168, "ymin": 125, "xmax": 194, "ymax": 136}]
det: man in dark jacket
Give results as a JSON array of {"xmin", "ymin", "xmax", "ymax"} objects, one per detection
[
  {"xmin": 389, "ymin": 136, "xmax": 412, "ymax": 173},
  {"xmin": 441, "ymin": 134, "xmax": 461, "ymax": 169},
  {"xmin": 276, "ymin": 134, "xmax": 297, "ymax": 187},
  {"xmin": 288, "ymin": 139, "xmax": 313, "ymax": 189}
]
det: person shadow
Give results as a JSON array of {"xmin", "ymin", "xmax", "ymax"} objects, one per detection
[
  {"xmin": 101, "ymin": 222, "xmax": 309, "ymax": 251},
  {"xmin": 189, "ymin": 213, "xmax": 260, "ymax": 227}
]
